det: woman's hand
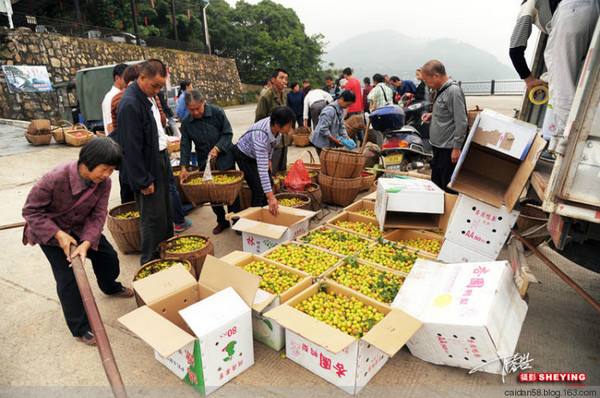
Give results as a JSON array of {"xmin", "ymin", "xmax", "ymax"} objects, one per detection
[{"xmin": 266, "ymin": 192, "xmax": 279, "ymax": 216}]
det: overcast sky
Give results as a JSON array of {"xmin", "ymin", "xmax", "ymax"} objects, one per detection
[{"xmin": 223, "ymin": 0, "xmax": 533, "ymax": 69}]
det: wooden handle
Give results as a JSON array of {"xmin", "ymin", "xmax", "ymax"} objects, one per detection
[
  {"xmin": 359, "ymin": 119, "xmax": 371, "ymax": 153},
  {"xmin": 365, "ymin": 166, "xmax": 431, "ymax": 180},
  {"xmin": 69, "ymin": 245, "xmax": 127, "ymax": 398}
]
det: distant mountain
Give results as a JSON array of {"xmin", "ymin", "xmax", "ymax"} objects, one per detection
[{"xmin": 324, "ymin": 30, "xmax": 516, "ymax": 82}]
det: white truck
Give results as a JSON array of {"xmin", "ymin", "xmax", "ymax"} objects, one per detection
[{"xmin": 523, "ymin": 19, "xmax": 600, "ymax": 250}]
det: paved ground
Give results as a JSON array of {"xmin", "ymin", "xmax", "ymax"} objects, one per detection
[{"xmin": 1, "ymin": 97, "xmax": 599, "ymax": 398}]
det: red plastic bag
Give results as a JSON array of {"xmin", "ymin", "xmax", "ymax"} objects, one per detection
[{"xmin": 284, "ymin": 159, "xmax": 311, "ymax": 191}]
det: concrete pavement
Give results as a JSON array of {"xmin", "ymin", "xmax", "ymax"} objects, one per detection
[{"xmin": 0, "ymin": 98, "xmax": 599, "ymax": 398}]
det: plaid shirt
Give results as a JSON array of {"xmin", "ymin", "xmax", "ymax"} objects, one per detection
[
  {"xmin": 367, "ymin": 83, "xmax": 394, "ymax": 110},
  {"xmin": 22, "ymin": 162, "xmax": 111, "ymax": 251}
]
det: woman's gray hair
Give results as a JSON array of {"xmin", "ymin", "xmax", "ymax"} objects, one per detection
[{"xmin": 184, "ymin": 89, "xmax": 205, "ymax": 107}]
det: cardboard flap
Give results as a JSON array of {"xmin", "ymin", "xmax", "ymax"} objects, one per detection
[
  {"xmin": 219, "ymin": 251, "xmax": 253, "ymax": 264},
  {"xmin": 504, "ymin": 135, "xmax": 547, "ymax": 211},
  {"xmin": 132, "ymin": 263, "xmax": 196, "ymax": 305},
  {"xmin": 362, "ymin": 309, "xmax": 423, "ymax": 357},
  {"xmin": 232, "ymin": 218, "xmax": 289, "ymax": 240},
  {"xmin": 264, "ymin": 304, "xmax": 355, "ymax": 354},
  {"xmin": 252, "ymin": 288, "xmax": 277, "ymax": 313},
  {"xmin": 199, "ymin": 255, "xmax": 261, "ymax": 308},
  {"xmin": 118, "ymin": 305, "xmax": 195, "ymax": 359}
]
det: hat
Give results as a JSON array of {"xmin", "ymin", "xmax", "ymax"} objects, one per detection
[{"xmin": 339, "ymin": 78, "xmax": 348, "ymax": 87}]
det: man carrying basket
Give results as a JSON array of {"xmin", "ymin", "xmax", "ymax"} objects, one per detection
[{"xmin": 178, "ymin": 89, "xmax": 241, "ymax": 235}]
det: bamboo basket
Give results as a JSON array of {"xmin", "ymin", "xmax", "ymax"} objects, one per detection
[
  {"xmin": 181, "ymin": 170, "xmax": 244, "ymax": 206},
  {"xmin": 275, "ymin": 192, "xmax": 312, "ymax": 211},
  {"xmin": 133, "ymin": 259, "xmax": 195, "ymax": 307},
  {"xmin": 172, "ymin": 165, "xmax": 198, "ymax": 204},
  {"xmin": 64, "ymin": 124, "xmax": 94, "ymax": 147},
  {"xmin": 159, "ymin": 234, "xmax": 215, "ymax": 276},
  {"xmin": 292, "ymin": 127, "xmax": 311, "ymax": 147},
  {"xmin": 25, "ymin": 119, "xmax": 52, "ymax": 145},
  {"xmin": 318, "ymin": 172, "xmax": 362, "ymax": 207},
  {"xmin": 320, "ymin": 147, "xmax": 365, "ymax": 178},
  {"xmin": 239, "ymin": 182, "xmax": 252, "ymax": 209},
  {"xmin": 50, "ymin": 120, "xmax": 73, "ymax": 143},
  {"xmin": 106, "ymin": 202, "xmax": 141, "ymax": 254},
  {"xmin": 360, "ymin": 171, "xmax": 377, "ymax": 192},
  {"xmin": 167, "ymin": 140, "xmax": 180, "ymax": 154},
  {"xmin": 24, "ymin": 131, "xmax": 52, "ymax": 146},
  {"xmin": 287, "ymin": 150, "xmax": 321, "ymax": 173},
  {"xmin": 280, "ymin": 183, "xmax": 322, "ymax": 211}
]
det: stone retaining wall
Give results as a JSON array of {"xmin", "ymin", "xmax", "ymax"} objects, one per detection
[{"xmin": 0, "ymin": 27, "xmax": 244, "ymax": 121}]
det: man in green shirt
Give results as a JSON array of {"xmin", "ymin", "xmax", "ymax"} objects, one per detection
[
  {"xmin": 179, "ymin": 89, "xmax": 240, "ymax": 235},
  {"xmin": 255, "ymin": 68, "xmax": 289, "ymax": 173}
]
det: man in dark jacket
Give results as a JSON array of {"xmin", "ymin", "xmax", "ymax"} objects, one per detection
[
  {"xmin": 178, "ymin": 89, "xmax": 241, "ymax": 234},
  {"xmin": 116, "ymin": 59, "xmax": 173, "ymax": 265}
]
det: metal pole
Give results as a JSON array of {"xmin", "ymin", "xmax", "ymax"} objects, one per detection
[
  {"xmin": 511, "ymin": 229, "xmax": 600, "ymax": 314},
  {"xmin": 202, "ymin": 2, "xmax": 211, "ymax": 54},
  {"xmin": 129, "ymin": 0, "xmax": 141, "ymax": 46},
  {"xmin": 69, "ymin": 245, "xmax": 128, "ymax": 398},
  {"xmin": 171, "ymin": 0, "xmax": 178, "ymax": 42}
]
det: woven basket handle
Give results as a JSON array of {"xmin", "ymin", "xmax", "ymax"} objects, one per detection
[
  {"xmin": 52, "ymin": 120, "xmax": 73, "ymax": 131},
  {"xmin": 300, "ymin": 149, "xmax": 316, "ymax": 164},
  {"xmin": 73, "ymin": 123, "xmax": 89, "ymax": 131}
]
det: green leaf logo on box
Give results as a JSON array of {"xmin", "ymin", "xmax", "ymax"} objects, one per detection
[{"xmin": 222, "ymin": 341, "xmax": 237, "ymax": 362}]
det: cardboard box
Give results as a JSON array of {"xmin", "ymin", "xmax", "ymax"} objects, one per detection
[
  {"xmin": 376, "ymin": 177, "xmax": 445, "ymax": 215},
  {"xmin": 265, "ymin": 281, "xmax": 422, "ymax": 394},
  {"xmin": 262, "ymin": 241, "xmax": 344, "ymax": 277},
  {"xmin": 327, "ymin": 211, "xmax": 383, "ymax": 239},
  {"xmin": 382, "ymin": 229, "xmax": 443, "ymax": 260},
  {"xmin": 392, "ymin": 259, "xmax": 528, "ymax": 374},
  {"xmin": 443, "ymin": 194, "xmax": 520, "ymax": 259},
  {"xmin": 344, "ymin": 199, "xmax": 376, "ymax": 216},
  {"xmin": 469, "ymin": 109, "xmax": 538, "ymax": 160},
  {"xmin": 232, "ymin": 206, "xmax": 316, "ymax": 254},
  {"xmin": 448, "ymin": 132, "xmax": 546, "ymax": 212},
  {"xmin": 118, "ymin": 257, "xmax": 261, "ymax": 395},
  {"xmin": 376, "ymin": 190, "xmax": 457, "ymax": 231},
  {"xmin": 295, "ymin": 226, "xmax": 374, "ymax": 257},
  {"xmin": 437, "ymin": 239, "xmax": 497, "ymax": 263},
  {"xmin": 220, "ymin": 251, "xmax": 313, "ymax": 351}
]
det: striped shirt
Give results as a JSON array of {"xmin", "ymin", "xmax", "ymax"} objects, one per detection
[
  {"xmin": 236, "ymin": 117, "xmax": 280, "ymax": 193},
  {"xmin": 367, "ymin": 83, "xmax": 394, "ymax": 110}
]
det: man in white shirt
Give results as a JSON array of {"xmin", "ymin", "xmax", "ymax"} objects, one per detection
[
  {"xmin": 303, "ymin": 88, "xmax": 333, "ymax": 128},
  {"xmin": 101, "ymin": 63, "xmax": 127, "ymax": 134}
]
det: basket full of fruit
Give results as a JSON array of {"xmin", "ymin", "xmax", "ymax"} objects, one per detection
[
  {"xmin": 133, "ymin": 259, "xmax": 195, "ymax": 306},
  {"xmin": 107, "ymin": 201, "xmax": 141, "ymax": 254},
  {"xmin": 275, "ymin": 193, "xmax": 312, "ymax": 210},
  {"xmin": 172, "ymin": 165, "xmax": 198, "ymax": 204},
  {"xmin": 280, "ymin": 182, "xmax": 322, "ymax": 211},
  {"xmin": 159, "ymin": 234, "xmax": 215, "ymax": 275},
  {"xmin": 181, "ymin": 170, "xmax": 244, "ymax": 206}
]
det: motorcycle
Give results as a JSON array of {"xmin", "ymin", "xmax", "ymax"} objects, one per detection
[{"xmin": 369, "ymin": 104, "xmax": 432, "ymax": 174}]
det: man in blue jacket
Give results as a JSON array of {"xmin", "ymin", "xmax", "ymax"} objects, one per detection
[{"xmin": 116, "ymin": 59, "xmax": 173, "ymax": 265}]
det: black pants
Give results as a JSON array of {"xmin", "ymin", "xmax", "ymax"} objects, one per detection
[
  {"xmin": 292, "ymin": 115, "xmax": 303, "ymax": 129},
  {"xmin": 212, "ymin": 191, "xmax": 242, "ymax": 225},
  {"xmin": 271, "ymin": 146, "xmax": 288, "ymax": 174},
  {"xmin": 119, "ymin": 171, "xmax": 135, "ymax": 204},
  {"xmin": 135, "ymin": 150, "xmax": 174, "ymax": 265},
  {"xmin": 234, "ymin": 146, "xmax": 271, "ymax": 207},
  {"xmin": 431, "ymin": 146, "xmax": 458, "ymax": 194},
  {"xmin": 40, "ymin": 234, "xmax": 123, "ymax": 337}
]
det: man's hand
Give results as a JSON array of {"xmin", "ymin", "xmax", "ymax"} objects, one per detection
[
  {"xmin": 266, "ymin": 192, "xmax": 279, "ymax": 216},
  {"xmin": 70, "ymin": 241, "xmax": 91, "ymax": 265},
  {"xmin": 451, "ymin": 148, "xmax": 461, "ymax": 163},
  {"xmin": 422, "ymin": 113, "xmax": 432, "ymax": 124},
  {"xmin": 141, "ymin": 183, "xmax": 155, "ymax": 195},
  {"xmin": 209, "ymin": 147, "xmax": 219, "ymax": 159},
  {"xmin": 179, "ymin": 166, "xmax": 188, "ymax": 183},
  {"xmin": 524, "ymin": 75, "xmax": 547, "ymax": 91},
  {"xmin": 54, "ymin": 230, "xmax": 77, "ymax": 260}
]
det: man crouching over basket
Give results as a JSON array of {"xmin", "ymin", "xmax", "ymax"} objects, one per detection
[
  {"xmin": 178, "ymin": 89, "xmax": 241, "ymax": 235},
  {"xmin": 22, "ymin": 138, "xmax": 134, "ymax": 346}
]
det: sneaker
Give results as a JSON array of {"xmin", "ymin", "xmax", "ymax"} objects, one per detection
[
  {"xmin": 174, "ymin": 218, "xmax": 192, "ymax": 233},
  {"xmin": 111, "ymin": 286, "xmax": 134, "ymax": 298},
  {"xmin": 77, "ymin": 331, "xmax": 96, "ymax": 346},
  {"xmin": 212, "ymin": 223, "xmax": 230, "ymax": 235}
]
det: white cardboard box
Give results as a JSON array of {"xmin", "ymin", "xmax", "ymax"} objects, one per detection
[
  {"xmin": 232, "ymin": 206, "xmax": 316, "ymax": 254},
  {"xmin": 376, "ymin": 177, "xmax": 445, "ymax": 216},
  {"xmin": 119, "ymin": 257, "xmax": 261, "ymax": 395},
  {"xmin": 265, "ymin": 281, "xmax": 422, "ymax": 394},
  {"xmin": 220, "ymin": 251, "xmax": 312, "ymax": 351},
  {"xmin": 437, "ymin": 239, "xmax": 497, "ymax": 263},
  {"xmin": 443, "ymin": 194, "xmax": 520, "ymax": 259},
  {"xmin": 392, "ymin": 259, "xmax": 528, "ymax": 374},
  {"xmin": 470, "ymin": 109, "xmax": 538, "ymax": 160}
]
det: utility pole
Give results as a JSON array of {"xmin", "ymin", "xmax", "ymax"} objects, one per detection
[
  {"xmin": 201, "ymin": 0, "xmax": 211, "ymax": 54},
  {"xmin": 129, "ymin": 0, "xmax": 141, "ymax": 45},
  {"xmin": 171, "ymin": 0, "xmax": 178, "ymax": 41},
  {"xmin": 73, "ymin": 0, "xmax": 84, "ymax": 35}
]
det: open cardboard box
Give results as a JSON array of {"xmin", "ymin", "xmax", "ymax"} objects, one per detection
[
  {"xmin": 344, "ymin": 199, "xmax": 377, "ymax": 217},
  {"xmin": 261, "ymin": 241, "xmax": 344, "ymax": 277},
  {"xmin": 376, "ymin": 192, "xmax": 457, "ymax": 232},
  {"xmin": 327, "ymin": 211, "xmax": 383, "ymax": 239},
  {"xmin": 392, "ymin": 259, "xmax": 527, "ymax": 374},
  {"xmin": 220, "ymin": 250, "xmax": 313, "ymax": 351},
  {"xmin": 382, "ymin": 229, "xmax": 443, "ymax": 260},
  {"xmin": 448, "ymin": 133, "xmax": 546, "ymax": 212},
  {"xmin": 265, "ymin": 280, "xmax": 422, "ymax": 394},
  {"xmin": 231, "ymin": 206, "xmax": 316, "ymax": 254},
  {"xmin": 118, "ymin": 257, "xmax": 261, "ymax": 395},
  {"xmin": 294, "ymin": 226, "xmax": 374, "ymax": 257}
]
